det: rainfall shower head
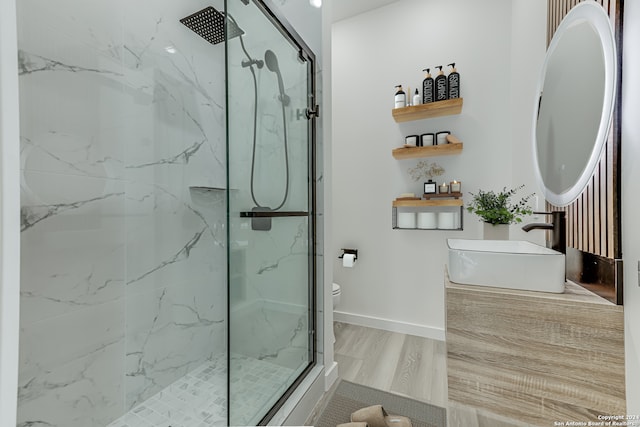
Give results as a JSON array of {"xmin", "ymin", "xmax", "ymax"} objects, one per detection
[
  {"xmin": 265, "ymin": 49, "xmax": 290, "ymax": 106},
  {"xmin": 180, "ymin": 6, "xmax": 244, "ymax": 45}
]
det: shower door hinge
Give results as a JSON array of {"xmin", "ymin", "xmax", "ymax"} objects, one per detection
[{"xmin": 306, "ymin": 105, "xmax": 320, "ymax": 120}]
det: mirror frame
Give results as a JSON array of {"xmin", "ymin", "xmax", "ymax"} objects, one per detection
[{"xmin": 532, "ymin": 1, "xmax": 617, "ymax": 207}]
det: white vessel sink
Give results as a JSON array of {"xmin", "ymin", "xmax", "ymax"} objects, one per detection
[{"xmin": 447, "ymin": 239, "xmax": 565, "ymax": 293}]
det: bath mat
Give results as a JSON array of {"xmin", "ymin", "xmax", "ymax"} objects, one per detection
[{"xmin": 314, "ymin": 380, "xmax": 446, "ymax": 427}]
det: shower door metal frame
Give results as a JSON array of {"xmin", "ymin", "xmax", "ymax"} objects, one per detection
[{"xmin": 224, "ymin": 0, "xmax": 318, "ymax": 424}]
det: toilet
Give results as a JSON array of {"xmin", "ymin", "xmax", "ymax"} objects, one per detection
[
  {"xmin": 331, "ymin": 283, "xmax": 342, "ymax": 344},
  {"xmin": 332, "ymin": 282, "xmax": 341, "ymax": 309}
]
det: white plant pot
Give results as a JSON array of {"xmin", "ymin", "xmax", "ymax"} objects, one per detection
[{"xmin": 483, "ymin": 222, "xmax": 509, "ymax": 240}]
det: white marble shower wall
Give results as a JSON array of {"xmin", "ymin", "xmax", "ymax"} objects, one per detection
[
  {"xmin": 226, "ymin": 2, "xmax": 313, "ymax": 369},
  {"xmin": 17, "ymin": 0, "xmax": 227, "ymax": 426}
]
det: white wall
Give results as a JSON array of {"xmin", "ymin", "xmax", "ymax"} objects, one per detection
[
  {"xmin": 510, "ymin": 0, "xmax": 548, "ymax": 238},
  {"xmin": 331, "ymin": 0, "xmax": 640, "ymax": 414},
  {"xmin": 331, "ymin": 0, "xmax": 546, "ymax": 338},
  {"xmin": 623, "ymin": 0, "xmax": 640, "ymax": 415},
  {"xmin": 0, "ymin": 0, "xmax": 21, "ymax": 425},
  {"xmin": 277, "ymin": 0, "xmax": 322, "ymax": 57}
]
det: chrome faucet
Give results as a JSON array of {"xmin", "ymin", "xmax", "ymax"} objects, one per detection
[{"xmin": 522, "ymin": 211, "xmax": 566, "ymax": 254}]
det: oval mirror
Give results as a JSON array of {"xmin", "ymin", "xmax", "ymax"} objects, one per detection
[{"xmin": 532, "ymin": 1, "xmax": 617, "ymax": 207}]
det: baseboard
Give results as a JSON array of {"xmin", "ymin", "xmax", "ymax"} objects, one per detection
[{"xmin": 333, "ymin": 311, "xmax": 445, "ymax": 341}]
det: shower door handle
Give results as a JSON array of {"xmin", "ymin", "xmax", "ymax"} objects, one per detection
[
  {"xmin": 305, "ymin": 105, "xmax": 320, "ymax": 120},
  {"xmin": 240, "ymin": 210, "xmax": 309, "ymax": 218}
]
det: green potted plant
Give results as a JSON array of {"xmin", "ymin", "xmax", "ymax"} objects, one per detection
[{"xmin": 466, "ymin": 185, "xmax": 534, "ymax": 239}]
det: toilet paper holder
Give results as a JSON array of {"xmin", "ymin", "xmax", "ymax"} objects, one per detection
[{"xmin": 338, "ymin": 248, "xmax": 358, "ymax": 260}]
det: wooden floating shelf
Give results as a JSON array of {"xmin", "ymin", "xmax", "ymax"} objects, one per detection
[
  {"xmin": 393, "ymin": 227, "xmax": 462, "ymax": 231},
  {"xmin": 393, "ymin": 199, "xmax": 463, "ymax": 207},
  {"xmin": 392, "ymin": 98, "xmax": 463, "ymax": 123},
  {"xmin": 392, "ymin": 142, "xmax": 463, "ymax": 160}
]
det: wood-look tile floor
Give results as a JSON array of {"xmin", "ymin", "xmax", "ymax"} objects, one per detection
[{"xmin": 332, "ymin": 322, "xmax": 539, "ymax": 427}]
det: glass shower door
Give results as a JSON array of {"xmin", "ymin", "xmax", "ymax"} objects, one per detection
[{"xmin": 225, "ymin": 0, "xmax": 316, "ymax": 425}]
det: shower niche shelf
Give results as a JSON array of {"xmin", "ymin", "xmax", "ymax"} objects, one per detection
[
  {"xmin": 392, "ymin": 198, "xmax": 464, "ymax": 231},
  {"xmin": 392, "ymin": 98, "xmax": 463, "ymax": 123}
]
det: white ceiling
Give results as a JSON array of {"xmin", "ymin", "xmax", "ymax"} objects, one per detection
[{"xmin": 332, "ymin": 0, "xmax": 402, "ymax": 23}]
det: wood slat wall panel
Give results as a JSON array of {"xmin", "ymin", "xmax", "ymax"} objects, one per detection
[
  {"xmin": 585, "ymin": 178, "xmax": 599, "ymax": 253},
  {"xmin": 607, "ymin": 125, "xmax": 616, "ymax": 257},
  {"xmin": 546, "ymin": 0, "xmax": 620, "ymax": 262},
  {"xmin": 594, "ymin": 167, "xmax": 601, "ymax": 253},
  {"xmin": 568, "ymin": 204, "xmax": 574, "ymax": 247}
]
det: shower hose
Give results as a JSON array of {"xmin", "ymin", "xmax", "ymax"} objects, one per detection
[{"xmin": 237, "ymin": 31, "xmax": 290, "ymax": 211}]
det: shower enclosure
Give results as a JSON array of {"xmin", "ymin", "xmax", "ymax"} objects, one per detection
[
  {"xmin": 15, "ymin": 0, "xmax": 318, "ymax": 425},
  {"xmin": 224, "ymin": 0, "xmax": 317, "ymax": 425}
]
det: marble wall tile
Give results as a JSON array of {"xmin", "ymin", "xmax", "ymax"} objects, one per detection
[
  {"xmin": 17, "ymin": 0, "xmax": 128, "ymax": 181},
  {"xmin": 17, "ymin": 0, "xmax": 228, "ymax": 425},
  {"xmin": 231, "ymin": 303, "xmax": 308, "ymax": 366},
  {"xmin": 124, "ymin": 179, "xmax": 226, "ymax": 409},
  {"xmin": 121, "ymin": 0, "xmax": 226, "ymax": 191},
  {"xmin": 125, "ymin": 281, "xmax": 226, "ymax": 409},
  {"xmin": 17, "ymin": 300, "xmax": 125, "ymax": 427},
  {"xmin": 228, "ymin": 215, "xmax": 311, "ymax": 384},
  {"xmin": 17, "ymin": 0, "xmax": 322, "ymax": 425},
  {"xmin": 20, "ymin": 171, "xmax": 126, "ymax": 324},
  {"xmin": 239, "ymin": 217, "xmax": 310, "ymax": 306},
  {"xmin": 225, "ymin": 3, "xmax": 318, "ymax": 400},
  {"xmin": 124, "ymin": 180, "xmax": 226, "ymax": 294},
  {"xmin": 19, "ymin": 168, "xmax": 128, "ymax": 427},
  {"xmin": 226, "ymin": 3, "xmax": 310, "ymax": 213}
]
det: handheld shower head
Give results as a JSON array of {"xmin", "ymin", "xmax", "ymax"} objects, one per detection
[
  {"xmin": 265, "ymin": 49, "xmax": 290, "ymax": 106},
  {"xmin": 264, "ymin": 49, "xmax": 280, "ymax": 73}
]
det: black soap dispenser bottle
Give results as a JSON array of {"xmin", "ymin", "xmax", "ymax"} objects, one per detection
[
  {"xmin": 447, "ymin": 63, "xmax": 460, "ymax": 99},
  {"xmin": 434, "ymin": 66, "xmax": 448, "ymax": 101},
  {"xmin": 394, "ymin": 85, "xmax": 406, "ymax": 108},
  {"xmin": 422, "ymin": 68, "xmax": 434, "ymax": 104}
]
